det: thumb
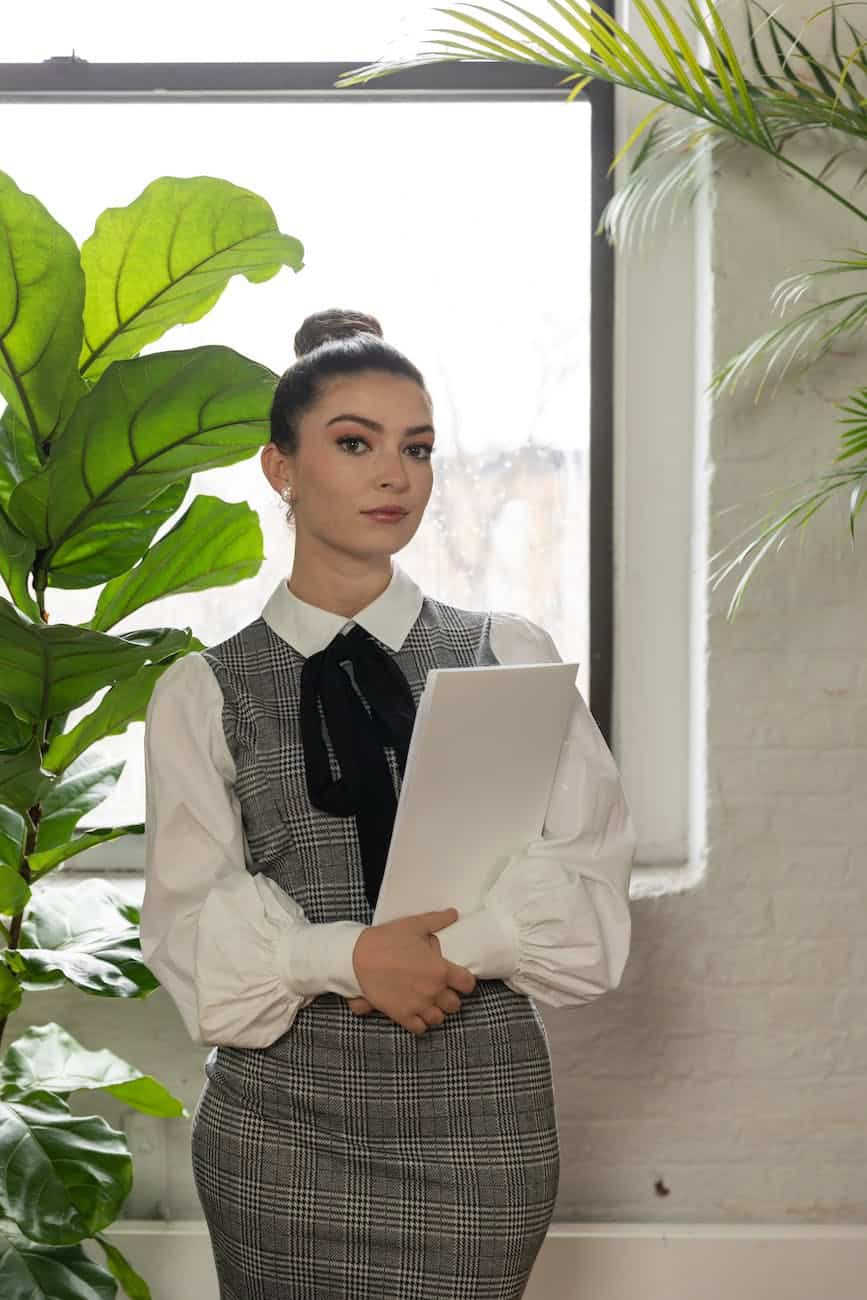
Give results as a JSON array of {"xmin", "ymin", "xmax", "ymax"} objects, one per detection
[{"xmin": 416, "ymin": 908, "xmax": 459, "ymax": 932}]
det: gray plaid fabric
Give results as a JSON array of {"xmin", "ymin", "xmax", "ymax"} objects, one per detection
[{"xmin": 191, "ymin": 595, "xmax": 560, "ymax": 1299}]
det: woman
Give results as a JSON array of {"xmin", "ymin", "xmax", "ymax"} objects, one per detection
[{"xmin": 141, "ymin": 308, "xmax": 636, "ymax": 1300}]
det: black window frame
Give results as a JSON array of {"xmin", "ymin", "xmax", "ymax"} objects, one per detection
[{"xmin": 0, "ymin": 56, "xmax": 615, "ymax": 740}]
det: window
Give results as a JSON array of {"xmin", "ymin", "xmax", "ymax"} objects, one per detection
[{"xmin": 1, "ymin": 44, "xmax": 614, "ymax": 868}]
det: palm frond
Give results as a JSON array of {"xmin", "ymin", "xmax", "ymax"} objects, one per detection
[
  {"xmin": 338, "ymin": 0, "xmax": 786, "ymax": 148},
  {"xmin": 711, "ymin": 382, "xmax": 867, "ymax": 614},
  {"xmin": 837, "ymin": 384, "xmax": 867, "ymax": 460},
  {"xmin": 684, "ymin": 0, "xmax": 772, "ymax": 141},
  {"xmin": 753, "ymin": 1, "xmax": 840, "ymax": 98},
  {"xmin": 828, "ymin": 4, "xmax": 867, "ymax": 111},
  {"xmin": 712, "ymin": 258, "xmax": 867, "ymax": 398},
  {"xmin": 771, "ymin": 252, "xmax": 867, "ymax": 310},
  {"xmin": 598, "ymin": 112, "xmax": 725, "ymax": 253},
  {"xmin": 711, "ymin": 459, "xmax": 867, "ymax": 615}
]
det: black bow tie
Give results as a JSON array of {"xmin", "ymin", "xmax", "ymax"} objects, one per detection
[{"xmin": 299, "ymin": 623, "xmax": 417, "ymax": 910}]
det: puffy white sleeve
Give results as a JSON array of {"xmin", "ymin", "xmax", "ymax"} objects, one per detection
[
  {"xmin": 141, "ymin": 652, "xmax": 366, "ymax": 1049},
  {"xmin": 436, "ymin": 612, "xmax": 636, "ymax": 1006}
]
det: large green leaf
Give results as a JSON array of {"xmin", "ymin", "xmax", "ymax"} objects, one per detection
[
  {"xmin": 44, "ymin": 663, "xmax": 174, "ymax": 775},
  {"xmin": 0, "ymin": 965, "xmax": 22, "ymax": 1017},
  {"xmin": 46, "ymin": 478, "xmax": 190, "ymax": 591},
  {"xmin": 0, "ymin": 720, "xmax": 56, "ymax": 815},
  {"xmin": 0, "ymin": 804, "xmax": 26, "ymax": 868},
  {"xmin": 0, "ymin": 863, "xmax": 29, "ymax": 915},
  {"xmin": 94, "ymin": 1237, "xmax": 149, "ymax": 1300},
  {"xmin": 0, "ymin": 1232, "xmax": 117, "ymax": 1300},
  {"xmin": 79, "ymin": 175, "xmax": 303, "ymax": 381},
  {"xmin": 90, "ymin": 494, "xmax": 263, "ymax": 631},
  {"xmin": 36, "ymin": 760, "xmax": 124, "ymax": 853},
  {"xmin": 6, "ymin": 879, "xmax": 157, "ymax": 999},
  {"xmin": 0, "ymin": 1091, "xmax": 131, "ymax": 1246},
  {"xmin": 0, "ymin": 508, "xmax": 38, "ymax": 620},
  {"xmin": 0, "ymin": 406, "xmax": 43, "ymax": 512},
  {"xmin": 0, "ymin": 172, "xmax": 85, "ymax": 440},
  {"xmin": 7, "ymin": 346, "xmax": 275, "ymax": 559},
  {"xmin": 0, "ymin": 705, "xmax": 32, "ymax": 751},
  {"xmin": 2, "ymin": 1024, "xmax": 187, "ymax": 1120},
  {"xmin": 0, "ymin": 598, "xmax": 192, "ymax": 721},
  {"xmin": 5, "ymin": 944, "xmax": 154, "ymax": 998},
  {"xmin": 28, "ymin": 825, "xmax": 144, "ymax": 881}
]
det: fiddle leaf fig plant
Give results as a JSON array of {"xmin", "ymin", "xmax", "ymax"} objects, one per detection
[{"xmin": 0, "ymin": 168, "xmax": 303, "ymax": 1298}]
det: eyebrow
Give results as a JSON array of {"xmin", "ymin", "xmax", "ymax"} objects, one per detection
[{"xmin": 325, "ymin": 413, "xmax": 435, "ymax": 437}]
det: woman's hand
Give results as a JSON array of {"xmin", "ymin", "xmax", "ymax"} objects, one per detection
[
  {"xmin": 348, "ymin": 930, "xmax": 463, "ymax": 1020},
  {"xmin": 350, "ymin": 908, "xmax": 475, "ymax": 1035}
]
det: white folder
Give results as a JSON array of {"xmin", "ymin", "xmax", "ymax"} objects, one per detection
[{"xmin": 371, "ymin": 660, "xmax": 580, "ymax": 925}]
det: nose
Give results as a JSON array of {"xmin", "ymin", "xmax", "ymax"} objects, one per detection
[{"xmin": 376, "ymin": 447, "xmax": 411, "ymax": 490}]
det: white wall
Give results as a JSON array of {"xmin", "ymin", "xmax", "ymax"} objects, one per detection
[{"xmin": 6, "ymin": 0, "xmax": 867, "ymax": 1232}]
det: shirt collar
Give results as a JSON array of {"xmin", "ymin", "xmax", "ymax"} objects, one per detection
[{"xmin": 261, "ymin": 560, "xmax": 425, "ymax": 657}]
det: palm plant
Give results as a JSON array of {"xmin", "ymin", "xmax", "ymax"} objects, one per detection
[{"xmin": 336, "ymin": 0, "xmax": 867, "ymax": 612}]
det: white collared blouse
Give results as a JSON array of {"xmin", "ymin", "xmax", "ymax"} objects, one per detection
[{"xmin": 141, "ymin": 562, "xmax": 636, "ymax": 1048}]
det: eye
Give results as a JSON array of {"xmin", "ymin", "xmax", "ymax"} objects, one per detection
[
  {"xmin": 335, "ymin": 436, "xmax": 436, "ymax": 460},
  {"xmin": 335, "ymin": 435, "xmax": 368, "ymax": 454}
]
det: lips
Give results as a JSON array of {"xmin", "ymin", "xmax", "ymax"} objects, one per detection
[{"xmin": 363, "ymin": 508, "xmax": 407, "ymax": 516}]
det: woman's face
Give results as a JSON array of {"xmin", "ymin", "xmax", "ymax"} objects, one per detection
[{"xmin": 262, "ymin": 369, "xmax": 436, "ymax": 558}]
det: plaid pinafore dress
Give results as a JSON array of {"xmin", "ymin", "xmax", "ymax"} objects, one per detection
[{"xmin": 190, "ymin": 594, "xmax": 560, "ymax": 1300}]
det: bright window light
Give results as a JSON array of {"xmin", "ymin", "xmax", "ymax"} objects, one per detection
[
  {"xmin": 2, "ymin": 2, "xmax": 442, "ymax": 62},
  {"xmin": 1, "ymin": 98, "xmax": 591, "ymax": 834}
]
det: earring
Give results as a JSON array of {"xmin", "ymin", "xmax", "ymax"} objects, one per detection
[{"xmin": 280, "ymin": 483, "xmax": 296, "ymax": 520}]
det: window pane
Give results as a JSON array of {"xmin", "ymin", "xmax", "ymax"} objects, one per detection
[
  {"xmin": 1, "ymin": 100, "xmax": 591, "ymax": 833},
  {"xmin": 3, "ymin": 3, "xmax": 439, "ymax": 62}
]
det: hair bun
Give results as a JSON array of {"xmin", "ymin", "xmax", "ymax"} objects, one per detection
[{"xmin": 293, "ymin": 309, "xmax": 384, "ymax": 359}]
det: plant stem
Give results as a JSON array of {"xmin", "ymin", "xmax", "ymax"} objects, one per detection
[
  {"xmin": 768, "ymin": 147, "xmax": 867, "ymax": 225},
  {"xmin": 34, "ymin": 567, "xmax": 48, "ymax": 624},
  {"xmin": 0, "ymin": 892, "xmax": 28, "ymax": 1052},
  {"xmin": 0, "ymin": 802, "xmax": 39, "ymax": 1052}
]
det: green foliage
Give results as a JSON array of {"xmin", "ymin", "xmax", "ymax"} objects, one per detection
[
  {"xmin": 337, "ymin": 0, "xmax": 867, "ymax": 611},
  {"xmin": 1, "ymin": 1023, "xmax": 187, "ymax": 1119},
  {"xmin": 94, "ymin": 1237, "xmax": 151, "ymax": 1300},
  {"xmin": 88, "ymin": 495, "xmax": 264, "ymax": 633},
  {"xmin": 0, "ymin": 1090, "xmax": 131, "ymax": 1244},
  {"xmin": 0, "ymin": 168, "xmax": 302, "ymax": 1296},
  {"xmin": 0, "ymin": 1232, "xmax": 118, "ymax": 1300},
  {"xmin": 7, "ymin": 880, "xmax": 158, "ymax": 999}
]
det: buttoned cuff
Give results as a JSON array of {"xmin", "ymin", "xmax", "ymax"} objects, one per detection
[
  {"xmin": 283, "ymin": 922, "xmax": 367, "ymax": 999},
  {"xmin": 435, "ymin": 905, "xmax": 520, "ymax": 980}
]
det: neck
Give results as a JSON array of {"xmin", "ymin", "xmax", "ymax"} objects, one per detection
[{"xmin": 287, "ymin": 541, "xmax": 394, "ymax": 619}]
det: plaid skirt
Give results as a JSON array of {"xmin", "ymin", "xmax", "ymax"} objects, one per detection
[{"xmin": 191, "ymin": 979, "xmax": 560, "ymax": 1299}]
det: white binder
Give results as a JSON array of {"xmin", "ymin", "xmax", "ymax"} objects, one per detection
[{"xmin": 371, "ymin": 660, "xmax": 579, "ymax": 925}]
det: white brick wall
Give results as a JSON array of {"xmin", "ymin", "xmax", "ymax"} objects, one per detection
[{"xmin": 558, "ymin": 100, "xmax": 866, "ymax": 1218}]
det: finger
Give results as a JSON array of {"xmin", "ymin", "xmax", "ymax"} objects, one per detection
[
  {"xmin": 423, "ymin": 909, "xmax": 459, "ymax": 932},
  {"xmin": 347, "ymin": 996, "xmax": 374, "ymax": 1014},
  {"xmin": 436, "ymin": 989, "xmax": 462, "ymax": 1015},
  {"xmin": 421, "ymin": 1005, "xmax": 446, "ymax": 1028},
  {"xmin": 444, "ymin": 961, "xmax": 476, "ymax": 995},
  {"xmin": 405, "ymin": 1015, "xmax": 429, "ymax": 1036}
]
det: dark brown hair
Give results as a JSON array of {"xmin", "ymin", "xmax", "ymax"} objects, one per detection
[{"xmin": 269, "ymin": 308, "xmax": 429, "ymax": 454}]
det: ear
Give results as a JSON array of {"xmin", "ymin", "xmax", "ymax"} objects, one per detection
[{"xmin": 260, "ymin": 442, "xmax": 293, "ymax": 496}]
